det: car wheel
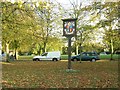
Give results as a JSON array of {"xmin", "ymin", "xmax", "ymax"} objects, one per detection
[
  {"xmin": 73, "ymin": 58, "xmax": 78, "ymax": 61},
  {"xmin": 33, "ymin": 59, "xmax": 35, "ymax": 61},
  {"xmin": 52, "ymin": 58, "xmax": 58, "ymax": 61},
  {"xmin": 36, "ymin": 58, "xmax": 40, "ymax": 61},
  {"xmin": 91, "ymin": 58, "xmax": 96, "ymax": 62}
]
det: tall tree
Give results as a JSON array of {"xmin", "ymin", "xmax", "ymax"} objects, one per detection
[
  {"xmin": 67, "ymin": 0, "xmax": 101, "ymax": 55},
  {"xmin": 1, "ymin": 1, "xmax": 37, "ymax": 61},
  {"xmin": 94, "ymin": 2, "xmax": 119, "ymax": 60},
  {"xmin": 32, "ymin": 1, "xmax": 61, "ymax": 54}
]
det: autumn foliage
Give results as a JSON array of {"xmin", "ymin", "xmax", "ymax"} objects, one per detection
[{"xmin": 2, "ymin": 60, "xmax": 118, "ymax": 88}]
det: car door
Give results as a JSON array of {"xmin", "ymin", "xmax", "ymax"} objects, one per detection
[
  {"xmin": 81, "ymin": 53, "xmax": 90, "ymax": 61},
  {"xmin": 41, "ymin": 53, "xmax": 48, "ymax": 60},
  {"xmin": 81, "ymin": 53, "xmax": 87, "ymax": 61},
  {"xmin": 86, "ymin": 53, "xmax": 91, "ymax": 60},
  {"xmin": 46, "ymin": 53, "xmax": 52, "ymax": 60}
]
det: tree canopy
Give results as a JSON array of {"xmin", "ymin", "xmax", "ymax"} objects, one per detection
[{"xmin": 1, "ymin": 1, "xmax": 119, "ymax": 61}]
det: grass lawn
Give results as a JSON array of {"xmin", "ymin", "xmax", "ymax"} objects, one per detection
[
  {"xmin": 100, "ymin": 54, "xmax": 119, "ymax": 60},
  {"xmin": 18, "ymin": 55, "xmax": 33, "ymax": 60},
  {"xmin": 2, "ymin": 60, "xmax": 118, "ymax": 88}
]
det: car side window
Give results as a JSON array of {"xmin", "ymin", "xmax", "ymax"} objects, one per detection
[
  {"xmin": 92, "ymin": 53, "xmax": 95, "ymax": 56},
  {"xmin": 82, "ymin": 53, "xmax": 87, "ymax": 56},
  {"xmin": 89, "ymin": 53, "xmax": 96, "ymax": 56},
  {"xmin": 88, "ymin": 53, "xmax": 92, "ymax": 56},
  {"xmin": 87, "ymin": 53, "xmax": 90, "ymax": 56},
  {"xmin": 42, "ymin": 53, "xmax": 48, "ymax": 56}
]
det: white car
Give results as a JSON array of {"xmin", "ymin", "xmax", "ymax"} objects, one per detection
[
  {"xmin": 0, "ymin": 53, "xmax": 6, "ymax": 61},
  {"xmin": 100, "ymin": 52, "xmax": 107, "ymax": 55},
  {"xmin": 33, "ymin": 51, "xmax": 61, "ymax": 61}
]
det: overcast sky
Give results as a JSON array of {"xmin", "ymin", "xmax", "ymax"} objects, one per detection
[{"xmin": 54, "ymin": 0, "xmax": 92, "ymax": 8}]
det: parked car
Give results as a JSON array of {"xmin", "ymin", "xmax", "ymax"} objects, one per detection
[
  {"xmin": 0, "ymin": 53, "xmax": 6, "ymax": 61},
  {"xmin": 115, "ymin": 51, "xmax": 120, "ymax": 55},
  {"xmin": 71, "ymin": 52, "xmax": 100, "ymax": 62},
  {"xmin": 100, "ymin": 52, "xmax": 107, "ymax": 55},
  {"xmin": 33, "ymin": 51, "xmax": 61, "ymax": 61}
]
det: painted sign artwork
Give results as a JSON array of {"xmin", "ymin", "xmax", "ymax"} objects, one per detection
[{"xmin": 64, "ymin": 21, "xmax": 75, "ymax": 35}]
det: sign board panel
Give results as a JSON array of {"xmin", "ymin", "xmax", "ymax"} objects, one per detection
[{"xmin": 62, "ymin": 18, "xmax": 77, "ymax": 37}]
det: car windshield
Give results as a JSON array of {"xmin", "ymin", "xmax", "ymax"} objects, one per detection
[{"xmin": 41, "ymin": 53, "xmax": 48, "ymax": 56}]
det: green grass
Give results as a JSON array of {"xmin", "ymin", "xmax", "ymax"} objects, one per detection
[
  {"xmin": 100, "ymin": 54, "xmax": 119, "ymax": 60},
  {"xmin": 2, "ymin": 60, "xmax": 118, "ymax": 88},
  {"xmin": 61, "ymin": 55, "xmax": 68, "ymax": 60},
  {"xmin": 18, "ymin": 55, "xmax": 33, "ymax": 60}
]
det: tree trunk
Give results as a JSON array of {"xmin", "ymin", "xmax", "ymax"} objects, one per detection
[
  {"xmin": 6, "ymin": 43, "xmax": 9, "ymax": 62},
  {"xmin": 42, "ymin": 27, "xmax": 48, "ymax": 53},
  {"xmin": 75, "ymin": 36, "xmax": 78, "ymax": 55},
  {"xmin": 79, "ymin": 32, "xmax": 83, "ymax": 63},
  {"xmin": 110, "ymin": 39, "xmax": 114, "ymax": 60},
  {"xmin": 38, "ymin": 44, "xmax": 42, "ymax": 55},
  {"xmin": 43, "ymin": 42, "xmax": 46, "ymax": 53},
  {"xmin": 76, "ymin": 45, "xmax": 78, "ymax": 55},
  {"xmin": 79, "ymin": 44, "xmax": 82, "ymax": 63},
  {"xmin": 14, "ymin": 48, "xmax": 18, "ymax": 60}
]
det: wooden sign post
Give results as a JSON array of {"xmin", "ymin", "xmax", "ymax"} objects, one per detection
[{"xmin": 62, "ymin": 18, "xmax": 77, "ymax": 70}]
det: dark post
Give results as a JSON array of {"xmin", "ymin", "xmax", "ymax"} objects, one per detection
[{"xmin": 68, "ymin": 36, "xmax": 72, "ymax": 69}]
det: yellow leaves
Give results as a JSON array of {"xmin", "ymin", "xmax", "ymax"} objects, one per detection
[{"xmin": 18, "ymin": 1, "xmax": 23, "ymax": 8}]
